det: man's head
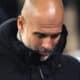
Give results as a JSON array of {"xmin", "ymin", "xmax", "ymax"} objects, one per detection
[{"xmin": 17, "ymin": 0, "xmax": 64, "ymax": 60}]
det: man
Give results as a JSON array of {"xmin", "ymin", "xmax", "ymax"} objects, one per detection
[{"xmin": 0, "ymin": 0, "xmax": 79, "ymax": 80}]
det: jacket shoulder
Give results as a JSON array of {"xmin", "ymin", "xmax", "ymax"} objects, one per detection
[
  {"xmin": 0, "ymin": 18, "xmax": 17, "ymax": 54},
  {"xmin": 60, "ymin": 55, "xmax": 79, "ymax": 65}
]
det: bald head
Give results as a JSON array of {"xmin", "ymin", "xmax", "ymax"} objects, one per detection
[{"xmin": 20, "ymin": 0, "xmax": 64, "ymax": 25}]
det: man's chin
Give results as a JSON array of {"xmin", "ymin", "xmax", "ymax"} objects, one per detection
[
  {"xmin": 40, "ymin": 55, "xmax": 49, "ymax": 61},
  {"xmin": 39, "ymin": 52, "xmax": 50, "ymax": 61},
  {"xmin": 39, "ymin": 52, "xmax": 49, "ymax": 56}
]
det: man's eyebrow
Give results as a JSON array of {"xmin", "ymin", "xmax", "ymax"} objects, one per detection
[
  {"xmin": 33, "ymin": 32, "xmax": 62, "ymax": 35},
  {"xmin": 33, "ymin": 32, "xmax": 47, "ymax": 37},
  {"xmin": 33, "ymin": 32, "xmax": 46, "ymax": 35}
]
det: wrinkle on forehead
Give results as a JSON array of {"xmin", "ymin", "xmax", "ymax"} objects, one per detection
[{"xmin": 31, "ymin": 23, "xmax": 62, "ymax": 32}]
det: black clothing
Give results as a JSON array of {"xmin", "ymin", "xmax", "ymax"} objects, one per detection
[
  {"xmin": 0, "ymin": 8, "xmax": 8, "ymax": 24},
  {"xmin": 0, "ymin": 18, "xmax": 80, "ymax": 80}
]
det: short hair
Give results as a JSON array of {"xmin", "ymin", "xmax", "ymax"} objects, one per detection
[{"xmin": 17, "ymin": 0, "xmax": 25, "ymax": 15}]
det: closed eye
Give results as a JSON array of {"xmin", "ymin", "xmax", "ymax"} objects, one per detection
[
  {"xmin": 33, "ymin": 32, "xmax": 61, "ymax": 39},
  {"xmin": 33, "ymin": 32, "xmax": 48, "ymax": 38},
  {"xmin": 51, "ymin": 33, "xmax": 61, "ymax": 38}
]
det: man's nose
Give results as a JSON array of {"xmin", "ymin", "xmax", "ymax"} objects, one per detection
[{"xmin": 41, "ymin": 38, "xmax": 53, "ymax": 49}]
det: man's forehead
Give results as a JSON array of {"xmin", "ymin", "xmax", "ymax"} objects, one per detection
[
  {"xmin": 27, "ymin": 14, "xmax": 63, "ymax": 27},
  {"xmin": 31, "ymin": 23, "xmax": 62, "ymax": 33}
]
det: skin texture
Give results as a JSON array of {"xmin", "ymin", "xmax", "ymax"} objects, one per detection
[{"xmin": 17, "ymin": 0, "xmax": 64, "ymax": 60}]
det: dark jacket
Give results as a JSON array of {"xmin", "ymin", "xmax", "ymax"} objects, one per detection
[{"xmin": 0, "ymin": 18, "xmax": 80, "ymax": 80}]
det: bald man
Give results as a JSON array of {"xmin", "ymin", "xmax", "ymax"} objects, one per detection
[{"xmin": 0, "ymin": 0, "xmax": 79, "ymax": 80}]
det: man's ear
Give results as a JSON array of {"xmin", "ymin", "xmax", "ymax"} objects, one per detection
[{"xmin": 17, "ymin": 15, "xmax": 24, "ymax": 33}]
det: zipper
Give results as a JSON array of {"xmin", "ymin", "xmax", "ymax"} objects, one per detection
[{"xmin": 38, "ymin": 66, "xmax": 44, "ymax": 80}]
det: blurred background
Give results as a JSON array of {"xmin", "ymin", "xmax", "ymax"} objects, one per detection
[
  {"xmin": 0, "ymin": 0, "xmax": 80, "ymax": 60},
  {"xmin": 63, "ymin": 0, "xmax": 80, "ymax": 61}
]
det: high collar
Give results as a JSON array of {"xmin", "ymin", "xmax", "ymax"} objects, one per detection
[{"xmin": 13, "ymin": 24, "xmax": 68, "ymax": 66}]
